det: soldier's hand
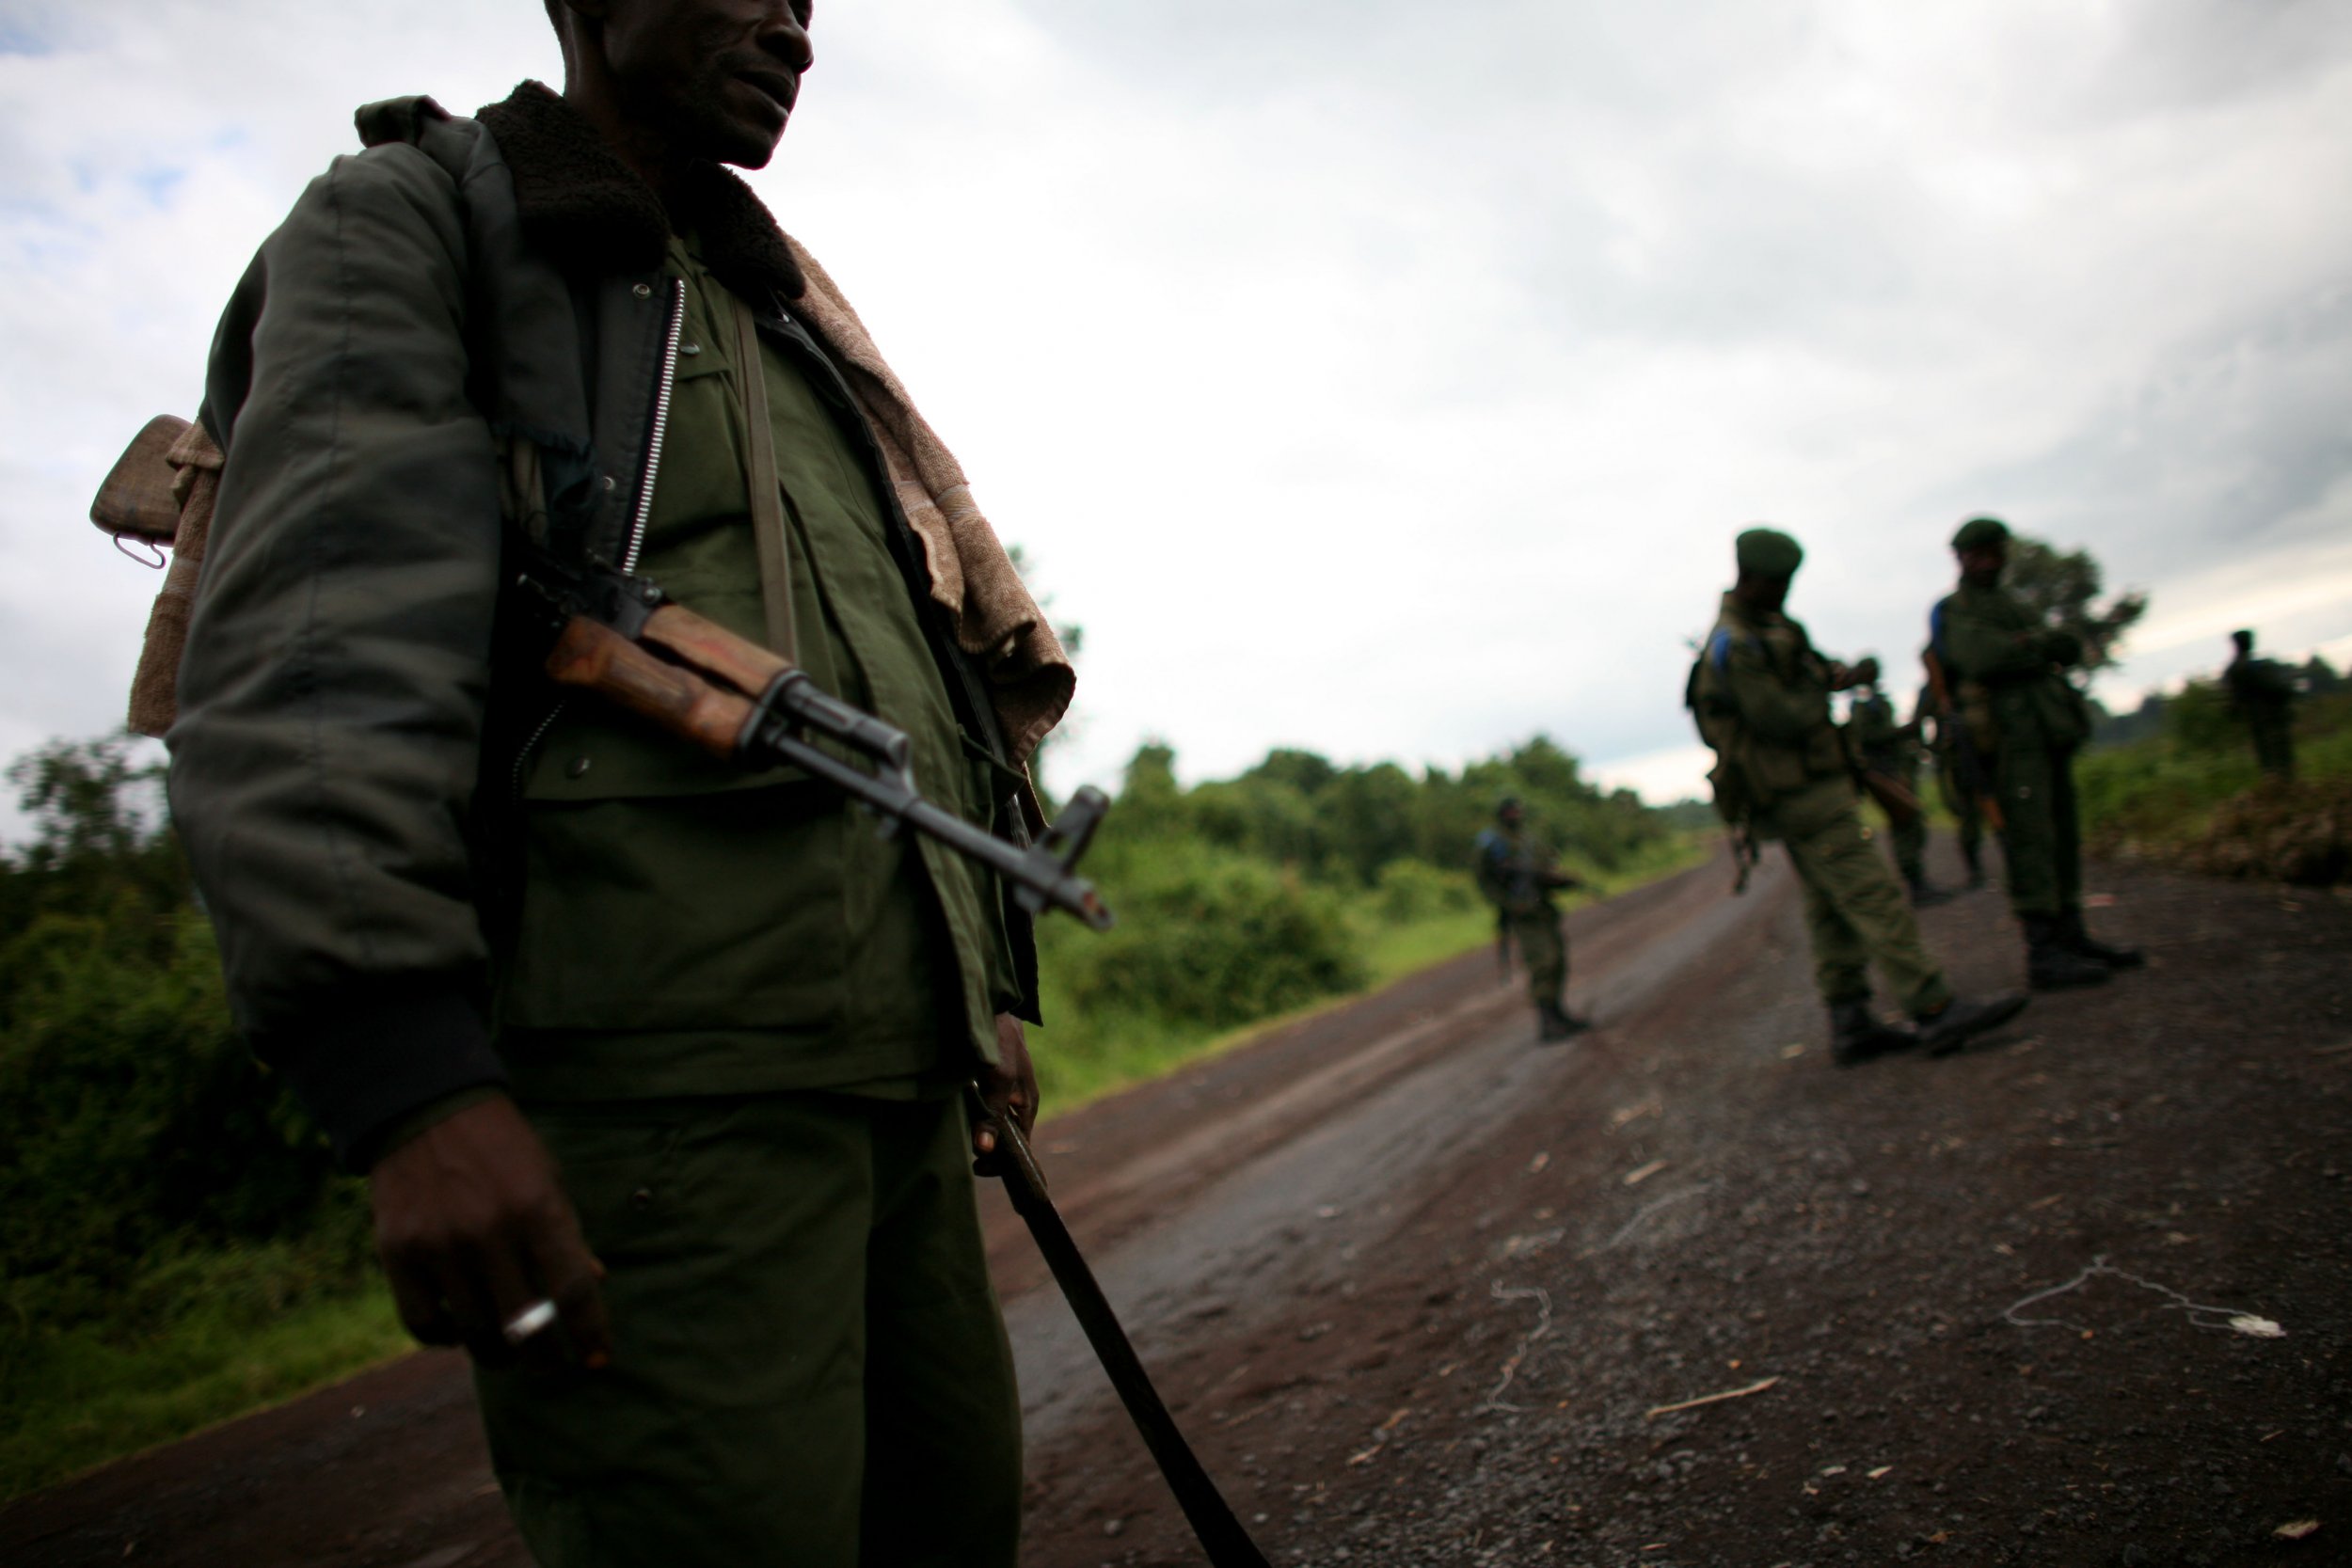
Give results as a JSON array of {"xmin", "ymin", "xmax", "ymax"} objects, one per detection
[
  {"xmin": 971, "ymin": 1012, "xmax": 1039, "ymax": 1164},
  {"xmin": 369, "ymin": 1096, "xmax": 612, "ymax": 1372}
]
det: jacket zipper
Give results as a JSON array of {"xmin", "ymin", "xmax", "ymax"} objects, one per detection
[
  {"xmin": 511, "ymin": 276, "xmax": 688, "ymax": 798},
  {"xmin": 621, "ymin": 277, "xmax": 687, "ymax": 573}
]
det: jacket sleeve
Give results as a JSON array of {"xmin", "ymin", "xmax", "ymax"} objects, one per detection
[
  {"xmin": 1722, "ymin": 637, "xmax": 1830, "ymax": 744},
  {"xmin": 1940, "ymin": 594, "xmax": 2063, "ymax": 683},
  {"xmin": 168, "ymin": 142, "xmax": 509, "ymax": 1165}
]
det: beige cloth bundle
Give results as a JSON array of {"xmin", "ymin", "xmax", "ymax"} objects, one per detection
[{"xmin": 91, "ymin": 415, "xmax": 224, "ymax": 738}]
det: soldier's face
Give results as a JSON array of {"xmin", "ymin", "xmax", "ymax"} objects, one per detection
[
  {"xmin": 1957, "ymin": 544, "xmax": 2005, "ymax": 589},
  {"xmin": 1737, "ymin": 571, "xmax": 1791, "ymax": 613},
  {"xmin": 597, "ymin": 0, "xmax": 815, "ymax": 168}
]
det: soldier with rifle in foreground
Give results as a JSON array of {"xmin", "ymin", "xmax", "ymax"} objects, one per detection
[
  {"xmin": 161, "ymin": 3, "xmax": 1104, "ymax": 1561},
  {"xmin": 1688, "ymin": 529, "xmax": 2026, "ymax": 1066},
  {"xmin": 1931, "ymin": 516, "xmax": 2144, "ymax": 990}
]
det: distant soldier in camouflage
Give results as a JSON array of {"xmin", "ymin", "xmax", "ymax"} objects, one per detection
[
  {"xmin": 1931, "ymin": 516, "xmax": 2144, "ymax": 990},
  {"xmin": 1475, "ymin": 798, "xmax": 1588, "ymax": 1041},
  {"xmin": 1917, "ymin": 673, "xmax": 1990, "ymax": 889},
  {"xmin": 1845, "ymin": 675, "xmax": 1946, "ymax": 906},
  {"xmin": 2222, "ymin": 628, "xmax": 2298, "ymax": 780},
  {"xmin": 1688, "ymin": 529, "xmax": 2026, "ymax": 1065}
]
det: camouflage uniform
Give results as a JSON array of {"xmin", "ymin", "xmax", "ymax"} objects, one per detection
[
  {"xmin": 1935, "ymin": 515, "xmax": 2141, "ymax": 988},
  {"xmin": 1474, "ymin": 811, "xmax": 1583, "ymax": 1039},
  {"xmin": 1694, "ymin": 597, "xmax": 1950, "ymax": 1022},
  {"xmin": 1917, "ymin": 678, "xmax": 1989, "ymax": 887},
  {"xmin": 1845, "ymin": 686, "xmax": 1930, "ymax": 896},
  {"xmin": 1688, "ymin": 529, "xmax": 2026, "ymax": 1064}
]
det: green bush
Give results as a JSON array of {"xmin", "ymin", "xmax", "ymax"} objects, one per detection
[
  {"xmin": 1373, "ymin": 859, "xmax": 1478, "ymax": 923},
  {"xmin": 0, "ymin": 741, "xmax": 358, "ymax": 1342},
  {"xmin": 1066, "ymin": 844, "xmax": 1366, "ymax": 1028}
]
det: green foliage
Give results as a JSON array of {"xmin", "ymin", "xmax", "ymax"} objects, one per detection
[
  {"xmin": 2078, "ymin": 689, "xmax": 2352, "ymax": 883},
  {"xmin": 1, "ymin": 736, "xmax": 375, "ymax": 1498},
  {"xmin": 1027, "ymin": 731, "xmax": 1687, "ymax": 1109},
  {"xmin": 2000, "ymin": 535, "xmax": 2147, "ymax": 673},
  {"xmin": 1372, "ymin": 859, "xmax": 1479, "ymax": 924},
  {"xmin": 2161, "ymin": 678, "xmax": 2237, "ymax": 754},
  {"xmin": 1065, "ymin": 846, "xmax": 1365, "ymax": 1029},
  {"xmin": 0, "ymin": 741, "xmax": 357, "ymax": 1335}
]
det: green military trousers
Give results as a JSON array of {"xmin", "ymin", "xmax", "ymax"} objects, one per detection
[
  {"xmin": 1510, "ymin": 910, "xmax": 1567, "ymax": 1011},
  {"xmin": 1936, "ymin": 759, "xmax": 1987, "ymax": 877},
  {"xmin": 475, "ymin": 1091, "xmax": 1022, "ymax": 1568},
  {"xmin": 1764, "ymin": 780, "xmax": 1953, "ymax": 1017},
  {"xmin": 1992, "ymin": 743, "xmax": 2082, "ymax": 918},
  {"xmin": 2247, "ymin": 712, "xmax": 2296, "ymax": 779},
  {"xmin": 1883, "ymin": 767, "xmax": 1927, "ymax": 888}
]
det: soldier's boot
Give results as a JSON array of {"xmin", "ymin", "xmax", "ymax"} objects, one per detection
[
  {"xmin": 1829, "ymin": 1001, "xmax": 1918, "ymax": 1068},
  {"xmin": 1536, "ymin": 1001, "xmax": 1574, "ymax": 1042},
  {"xmin": 2058, "ymin": 907, "xmax": 2143, "ymax": 971},
  {"xmin": 1915, "ymin": 991, "xmax": 2029, "ymax": 1057},
  {"xmin": 1962, "ymin": 844, "xmax": 1986, "ymax": 889},
  {"xmin": 2024, "ymin": 913, "xmax": 2111, "ymax": 990}
]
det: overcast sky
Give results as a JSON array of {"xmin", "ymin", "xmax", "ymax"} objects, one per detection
[{"xmin": 3, "ymin": 0, "xmax": 2348, "ymax": 819}]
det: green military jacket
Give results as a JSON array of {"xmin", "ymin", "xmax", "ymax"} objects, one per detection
[
  {"xmin": 1845, "ymin": 689, "xmax": 1919, "ymax": 776},
  {"xmin": 495, "ymin": 233, "xmax": 1014, "ymax": 1101},
  {"xmin": 1931, "ymin": 582, "xmax": 2093, "ymax": 755},
  {"xmin": 171, "ymin": 86, "xmax": 1032, "ymax": 1161},
  {"xmin": 2223, "ymin": 651, "xmax": 2296, "ymax": 715},
  {"xmin": 1473, "ymin": 826, "xmax": 1559, "ymax": 918},
  {"xmin": 1690, "ymin": 594, "xmax": 1851, "ymax": 833}
]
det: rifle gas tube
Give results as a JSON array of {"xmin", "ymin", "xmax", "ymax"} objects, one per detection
[{"xmin": 521, "ymin": 552, "xmax": 1114, "ymax": 930}]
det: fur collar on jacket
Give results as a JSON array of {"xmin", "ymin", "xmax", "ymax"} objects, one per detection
[{"xmin": 475, "ymin": 80, "xmax": 806, "ymax": 306}]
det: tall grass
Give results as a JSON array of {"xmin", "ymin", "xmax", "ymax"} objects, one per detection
[{"xmin": 2079, "ymin": 689, "xmax": 2352, "ymax": 849}]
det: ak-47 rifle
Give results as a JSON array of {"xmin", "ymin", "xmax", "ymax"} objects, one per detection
[
  {"xmin": 1920, "ymin": 646, "xmax": 2005, "ymax": 834},
  {"xmin": 519, "ymin": 548, "xmax": 1115, "ymax": 929}
]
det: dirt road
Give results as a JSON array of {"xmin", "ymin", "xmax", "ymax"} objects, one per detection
[{"xmin": 7, "ymin": 843, "xmax": 2348, "ymax": 1567}]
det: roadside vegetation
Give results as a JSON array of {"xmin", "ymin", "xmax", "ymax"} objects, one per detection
[
  {"xmin": 0, "ymin": 729, "xmax": 1695, "ymax": 1499},
  {"xmin": 2081, "ymin": 667, "xmax": 2351, "ymax": 885}
]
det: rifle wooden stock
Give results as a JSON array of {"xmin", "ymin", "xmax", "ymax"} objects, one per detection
[
  {"xmin": 543, "ymin": 615, "xmax": 756, "ymax": 758},
  {"xmin": 535, "ymin": 583, "xmax": 1116, "ymax": 932}
]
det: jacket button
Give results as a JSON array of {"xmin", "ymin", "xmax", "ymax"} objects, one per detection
[
  {"xmin": 565, "ymin": 756, "xmax": 593, "ymax": 779},
  {"xmin": 600, "ymin": 475, "xmax": 617, "ymax": 492},
  {"xmin": 632, "ymin": 282, "xmax": 652, "ymax": 299}
]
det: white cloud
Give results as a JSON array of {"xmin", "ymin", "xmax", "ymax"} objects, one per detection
[{"xmin": 1, "ymin": 0, "xmax": 2346, "ymax": 836}]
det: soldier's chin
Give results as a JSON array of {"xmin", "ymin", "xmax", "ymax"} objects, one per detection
[{"xmin": 702, "ymin": 104, "xmax": 789, "ymax": 170}]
